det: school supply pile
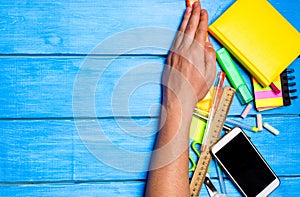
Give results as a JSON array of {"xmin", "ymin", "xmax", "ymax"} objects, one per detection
[
  {"xmin": 208, "ymin": 0, "xmax": 300, "ymax": 88},
  {"xmin": 208, "ymin": 0, "xmax": 299, "ymax": 111},
  {"xmin": 190, "ymin": 86, "xmax": 235, "ymax": 196},
  {"xmin": 188, "ymin": 0, "xmax": 299, "ymax": 196}
]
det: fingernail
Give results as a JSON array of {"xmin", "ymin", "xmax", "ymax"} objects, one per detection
[
  {"xmin": 201, "ymin": 9, "xmax": 206, "ymax": 16},
  {"xmin": 193, "ymin": 2, "xmax": 199, "ymax": 8}
]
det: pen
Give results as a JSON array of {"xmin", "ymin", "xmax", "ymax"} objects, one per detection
[
  {"xmin": 193, "ymin": 108, "xmax": 258, "ymax": 132},
  {"xmin": 201, "ymin": 72, "xmax": 226, "ymax": 152},
  {"xmin": 226, "ymin": 118, "xmax": 259, "ymax": 132},
  {"xmin": 192, "ymin": 111, "xmax": 231, "ymax": 132},
  {"xmin": 215, "ymin": 161, "xmax": 226, "ymax": 194}
]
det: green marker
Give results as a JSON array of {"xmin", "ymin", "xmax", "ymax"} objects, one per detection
[{"xmin": 216, "ymin": 48, "xmax": 253, "ymax": 104}]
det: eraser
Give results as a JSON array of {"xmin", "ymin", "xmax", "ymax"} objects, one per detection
[
  {"xmin": 241, "ymin": 103, "xmax": 252, "ymax": 119},
  {"xmin": 256, "ymin": 114, "xmax": 263, "ymax": 131},
  {"xmin": 263, "ymin": 122, "xmax": 280, "ymax": 135}
]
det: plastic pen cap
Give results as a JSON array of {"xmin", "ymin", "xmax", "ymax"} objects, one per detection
[
  {"xmin": 216, "ymin": 48, "xmax": 253, "ymax": 104},
  {"xmin": 237, "ymin": 84, "xmax": 253, "ymax": 104}
]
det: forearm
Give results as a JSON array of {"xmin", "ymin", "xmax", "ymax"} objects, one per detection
[
  {"xmin": 146, "ymin": 96, "xmax": 195, "ymax": 196},
  {"xmin": 145, "ymin": 1, "xmax": 216, "ymax": 196}
]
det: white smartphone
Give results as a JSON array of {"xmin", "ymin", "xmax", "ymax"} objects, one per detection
[{"xmin": 211, "ymin": 127, "xmax": 280, "ymax": 197}]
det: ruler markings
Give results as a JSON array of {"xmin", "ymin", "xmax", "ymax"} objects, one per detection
[{"xmin": 190, "ymin": 86, "xmax": 235, "ymax": 196}]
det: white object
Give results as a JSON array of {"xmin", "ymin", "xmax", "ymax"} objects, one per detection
[
  {"xmin": 256, "ymin": 114, "xmax": 263, "ymax": 131},
  {"xmin": 263, "ymin": 122, "xmax": 280, "ymax": 135},
  {"xmin": 211, "ymin": 127, "xmax": 280, "ymax": 197}
]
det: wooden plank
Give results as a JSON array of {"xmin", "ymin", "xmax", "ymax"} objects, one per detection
[
  {"xmin": 0, "ymin": 120, "xmax": 73, "ymax": 182},
  {"xmin": 0, "ymin": 118, "xmax": 154, "ymax": 182},
  {"xmin": 72, "ymin": 117, "xmax": 156, "ymax": 181},
  {"xmin": 0, "ymin": 181, "xmax": 146, "ymax": 197},
  {"xmin": 0, "ymin": 0, "xmax": 298, "ymax": 54},
  {"xmin": 1, "ymin": 116, "xmax": 299, "ymax": 181},
  {"xmin": 0, "ymin": 58, "xmax": 299, "ymax": 118},
  {"xmin": 0, "ymin": 177, "xmax": 299, "ymax": 196},
  {"xmin": 74, "ymin": 116, "xmax": 300, "ymax": 180},
  {"xmin": 233, "ymin": 116, "xmax": 300, "ymax": 177},
  {"xmin": 0, "ymin": 179, "xmax": 231, "ymax": 196},
  {"xmin": 225, "ymin": 177, "xmax": 300, "ymax": 197},
  {"xmin": 0, "ymin": 57, "xmax": 163, "ymax": 118}
]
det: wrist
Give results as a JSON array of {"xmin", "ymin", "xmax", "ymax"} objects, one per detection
[
  {"xmin": 161, "ymin": 95, "xmax": 195, "ymax": 130},
  {"xmin": 162, "ymin": 90, "xmax": 197, "ymax": 114}
]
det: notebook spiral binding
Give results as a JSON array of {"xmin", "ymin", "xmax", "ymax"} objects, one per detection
[{"xmin": 280, "ymin": 68, "xmax": 298, "ymax": 106}]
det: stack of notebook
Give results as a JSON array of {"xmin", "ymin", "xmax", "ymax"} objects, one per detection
[{"xmin": 208, "ymin": 0, "xmax": 300, "ymax": 110}]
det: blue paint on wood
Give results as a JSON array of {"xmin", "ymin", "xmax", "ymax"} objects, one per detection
[
  {"xmin": 0, "ymin": 116, "xmax": 299, "ymax": 183},
  {"xmin": 0, "ymin": 0, "xmax": 298, "ymax": 54},
  {"xmin": 225, "ymin": 177, "xmax": 300, "ymax": 197},
  {"xmin": 0, "ymin": 120, "xmax": 73, "ymax": 182},
  {"xmin": 0, "ymin": 0, "xmax": 299, "ymax": 196},
  {"xmin": 0, "ymin": 58, "xmax": 299, "ymax": 118},
  {"xmin": 0, "ymin": 177, "xmax": 299, "ymax": 196}
]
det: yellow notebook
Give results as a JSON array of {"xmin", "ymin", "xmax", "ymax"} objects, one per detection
[{"xmin": 208, "ymin": 0, "xmax": 300, "ymax": 87}]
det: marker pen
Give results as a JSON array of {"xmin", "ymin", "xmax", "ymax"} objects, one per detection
[{"xmin": 216, "ymin": 48, "xmax": 253, "ymax": 105}]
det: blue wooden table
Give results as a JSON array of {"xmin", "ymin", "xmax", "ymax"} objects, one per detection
[{"xmin": 0, "ymin": 0, "xmax": 299, "ymax": 196}]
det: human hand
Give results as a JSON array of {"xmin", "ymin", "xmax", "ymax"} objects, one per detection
[
  {"xmin": 145, "ymin": 4, "xmax": 216, "ymax": 195},
  {"xmin": 162, "ymin": 2, "xmax": 216, "ymax": 111}
]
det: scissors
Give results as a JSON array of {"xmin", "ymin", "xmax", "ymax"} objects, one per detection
[{"xmin": 204, "ymin": 174, "xmax": 228, "ymax": 197}]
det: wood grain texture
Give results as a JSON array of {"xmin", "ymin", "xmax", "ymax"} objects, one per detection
[
  {"xmin": 1, "ymin": 116, "xmax": 299, "ymax": 182},
  {"xmin": 0, "ymin": 0, "xmax": 298, "ymax": 54},
  {"xmin": 0, "ymin": 181, "xmax": 146, "ymax": 197},
  {"xmin": 1, "ymin": 58, "xmax": 299, "ymax": 118},
  {"xmin": 225, "ymin": 177, "xmax": 300, "ymax": 197},
  {"xmin": 1, "ymin": 0, "xmax": 299, "ymax": 196},
  {"xmin": 0, "ymin": 120, "xmax": 73, "ymax": 182},
  {"xmin": 0, "ymin": 177, "xmax": 299, "ymax": 196}
]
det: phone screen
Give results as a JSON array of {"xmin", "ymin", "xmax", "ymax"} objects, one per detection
[{"xmin": 215, "ymin": 132, "xmax": 277, "ymax": 196}]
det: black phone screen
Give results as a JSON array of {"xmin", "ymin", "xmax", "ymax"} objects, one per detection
[{"xmin": 215, "ymin": 132, "xmax": 277, "ymax": 196}]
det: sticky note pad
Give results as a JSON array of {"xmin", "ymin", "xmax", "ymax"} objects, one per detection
[{"xmin": 252, "ymin": 77, "xmax": 283, "ymax": 111}]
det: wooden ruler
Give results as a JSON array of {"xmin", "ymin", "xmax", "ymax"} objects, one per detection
[{"xmin": 190, "ymin": 86, "xmax": 235, "ymax": 196}]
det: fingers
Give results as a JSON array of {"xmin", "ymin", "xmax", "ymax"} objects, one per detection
[
  {"xmin": 194, "ymin": 9, "xmax": 208, "ymax": 46},
  {"xmin": 183, "ymin": 2, "xmax": 201, "ymax": 46},
  {"xmin": 178, "ymin": 7, "xmax": 192, "ymax": 33},
  {"xmin": 172, "ymin": 7, "xmax": 192, "ymax": 50}
]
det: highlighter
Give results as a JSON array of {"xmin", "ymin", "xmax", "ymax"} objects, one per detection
[{"xmin": 216, "ymin": 48, "xmax": 253, "ymax": 104}]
